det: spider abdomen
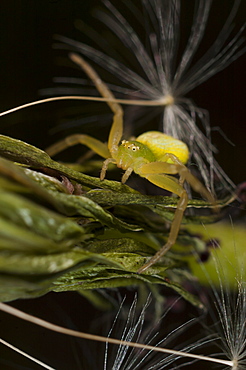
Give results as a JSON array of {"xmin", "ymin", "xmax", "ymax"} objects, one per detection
[{"xmin": 136, "ymin": 131, "xmax": 189, "ymax": 165}]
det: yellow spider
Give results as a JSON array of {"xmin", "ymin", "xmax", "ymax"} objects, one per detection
[{"xmin": 46, "ymin": 53, "xmax": 215, "ymax": 274}]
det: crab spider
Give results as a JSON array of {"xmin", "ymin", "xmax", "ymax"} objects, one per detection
[{"xmin": 46, "ymin": 53, "xmax": 215, "ymax": 274}]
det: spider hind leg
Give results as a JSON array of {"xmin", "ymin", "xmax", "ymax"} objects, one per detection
[
  {"xmin": 137, "ymin": 159, "xmax": 215, "ymax": 273},
  {"xmin": 137, "ymin": 172, "xmax": 188, "ymax": 274}
]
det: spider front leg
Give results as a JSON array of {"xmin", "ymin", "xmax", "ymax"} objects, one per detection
[
  {"xmin": 136, "ymin": 158, "xmax": 215, "ymax": 273},
  {"xmin": 46, "ymin": 52, "xmax": 126, "ymax": 181},
  {"xmin": 46, "ymin": 134, "xmax": 110, "ymax": 159},
  {"xmin": 47, "ymin": 53, "xmax": 124, "ymax": 179},
  {"xmin": 69, "ymin": 53, "xmax": 124, "ymax": 157}
]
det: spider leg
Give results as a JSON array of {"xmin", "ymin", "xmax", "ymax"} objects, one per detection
[
  {"xmin": 138, "ymin": 154, "xmax": 215, "ymax": 205},
  {"xmin": 137, "ymin": 172, "xmax": 188, "ymax": 273},
  {"xmin": 100, "ymin": 157, "xmax": 117, "ymax": 180},
  {"xmin": 137, "ymin": 158, "xmax": 216, "ymax": 273},
  {"xmin": 46, "ymin": 134, "xmax": 110, "ymax": 159},
  {"xmin": 69, "ymin": 53, "xmax": 124, "ymax": 156}
]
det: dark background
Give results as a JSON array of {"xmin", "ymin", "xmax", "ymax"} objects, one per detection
[{"xmin": 0, "ymin": 1, "xmax": 245, "ymax": 369}]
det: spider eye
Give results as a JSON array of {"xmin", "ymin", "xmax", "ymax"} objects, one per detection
[{"xmin": 121, "ymin": 140, "xmax": 139, "ymax": 152}]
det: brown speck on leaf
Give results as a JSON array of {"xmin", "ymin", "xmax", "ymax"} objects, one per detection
[{"xmin": 60, "ymin": 175, "xmax": 74, "ymax": 194}]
